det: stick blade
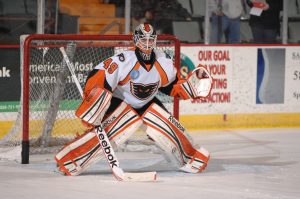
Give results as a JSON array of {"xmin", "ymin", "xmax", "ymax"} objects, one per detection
[{"xmin": 122, "ymin": 172, "xmax": 157, "ymax": 182}]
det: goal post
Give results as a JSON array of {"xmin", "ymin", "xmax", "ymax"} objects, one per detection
[{"xmin": 19, "ymin": 34, "xmax": 180, "ymax": 164}]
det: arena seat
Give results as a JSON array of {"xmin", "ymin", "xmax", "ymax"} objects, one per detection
[{"xmin": 172, "ymin": 21, "xmax": 202, "ymax": 43}]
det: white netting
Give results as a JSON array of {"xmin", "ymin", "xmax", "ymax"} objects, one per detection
[{"xmin": 0, "ymin": 35, "xmax": 178, "ymax": 162}]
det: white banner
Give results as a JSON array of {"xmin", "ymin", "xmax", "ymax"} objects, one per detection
[{"xmin": 179, "ymin": 45, "xmax": 300, "ymax": 115}]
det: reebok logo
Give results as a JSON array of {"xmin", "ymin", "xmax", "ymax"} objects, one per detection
[
  {"xmin": 0, "ymin": 67, "xmax": 10, "ymax": 77},
  {"xmin": 96, "ymin": 127, "xmax": 118, "ymax": 168},
  {"xmin": 168, "ymin": 116, "xmax": 185, "ymax": 132},
  {"xmin": 102, "ymin": 116, "xmax": 116, "ymax": 129}
]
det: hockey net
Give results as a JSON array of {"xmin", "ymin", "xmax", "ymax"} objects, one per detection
[{"xmin": 0, "ymin": 34, "xmax": 180, "ymax": 163}]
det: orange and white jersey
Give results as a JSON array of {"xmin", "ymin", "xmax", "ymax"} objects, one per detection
[{"xmin": 93, "ymin": 49, "xmax": 177, "ymax": 108}]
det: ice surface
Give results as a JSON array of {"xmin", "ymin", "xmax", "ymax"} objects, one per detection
[{"xmin": 0, "ymin": 128, "xmax": 300, "ymax": 199}]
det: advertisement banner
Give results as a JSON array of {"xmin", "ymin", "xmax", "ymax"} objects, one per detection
[
  {"xmin": 180, "ymin": 45, "xmax": 300, "ymax": 115},
  {"xmin": 285, "ymin": 47, "xmax": 300, "ymax": 105},
  {"xmin": 0, "ymin": 45, "xmax": 300, "ymax": 129},
  {"xmin": 180, "ymin": 46, "xmax": 233, "ymax": 114},
  {"xmin": 0, "ymin": 47, "xmax": 20, "ymax": 112},
  {"xmin": 256, "ymin": 48, "xmax": 285, "ymax": 104}
]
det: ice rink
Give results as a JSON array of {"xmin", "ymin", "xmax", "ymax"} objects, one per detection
[{"xmin": 1, "ymin": 128, "xmax": 300, "ymax": 199}]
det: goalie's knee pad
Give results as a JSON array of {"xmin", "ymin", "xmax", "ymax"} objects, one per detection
[
  {"xmin": 142, "ymin": 103, "xmax": 209, "ymax": 173},
  {"xmin": 55, "ymin": 102, "xmax": 142, "ymax": 176}
]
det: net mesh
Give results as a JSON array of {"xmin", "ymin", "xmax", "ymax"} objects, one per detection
[{"xmin": 0, "ymin": 35, "xmax": 178, "ymax": 161}]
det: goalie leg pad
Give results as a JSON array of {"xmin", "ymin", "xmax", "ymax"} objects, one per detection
[
  {"xmin": 179, "ymin": 146, "xmax": 210, "ymax": 173},
  {"xmin": 56, "ymin": 102, "xmax": 143, "ymax": 176},
  {"xmin": 103, "ymin": 102, "xmax": 143, "ymax": 146},
  {"xmin": 142, "ymin": 103, "xmax": 209, "ymax": 173},
  {"xmin": 55, "ymin": 129, "xmax": 103, "ymax": 176},
  {"xmin": 75, "ymin": 87, "xmax": 112, "ymax": 126}
]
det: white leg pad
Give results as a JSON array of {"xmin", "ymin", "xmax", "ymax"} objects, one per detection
[
  {"xmin": 142, "ymin": 103, "xmax": 210, "ymax": 173},
  {"xmin": 55, "ymin": 102, "xmax": 142, "ymax": 176}
]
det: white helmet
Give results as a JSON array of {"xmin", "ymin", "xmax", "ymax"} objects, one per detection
[{"xmin": 133, "ymin": 23, "xmax": 157, "ymax": 53}]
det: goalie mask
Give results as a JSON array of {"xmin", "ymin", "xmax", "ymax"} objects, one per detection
[{"xmin": 133, "ymin": 23, "xmax": 157, "ymax": 60}]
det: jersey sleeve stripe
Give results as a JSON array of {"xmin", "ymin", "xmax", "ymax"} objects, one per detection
[{"xmin": 154, "ymin": 61, "xmax": 169, "ymax": 87}]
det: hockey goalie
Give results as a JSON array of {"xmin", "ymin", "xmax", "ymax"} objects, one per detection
[{"xmin": 55, "ymin": 23, "xmax": 213, "ymax": 176}]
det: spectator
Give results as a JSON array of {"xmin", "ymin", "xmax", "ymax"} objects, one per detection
[
  {"xmin": 108, "ymin": 0, "xmax": 156, "ymax": 31},
  {"xmin": 210, "ymin": 0, "xmax": 245, "ymax": 44},
  {"xmin": 131, "ymin": 0, "xmax": 192, "ymax": 34},
  {"xmin": 153, "ymin": 0, "xmax": 192, "ymax": 34},
  {"xmin": 131, "ymin": 0, "xmax": 156, "ymax": 29},
  {"xmin": 246, "ymin": 0, "xmax": 283, "ymax": 44}
]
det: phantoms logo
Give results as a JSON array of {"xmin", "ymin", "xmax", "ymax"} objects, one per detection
[{"xmin": 0, "ymin": 67, "xmax": 10, "ymax": 77}]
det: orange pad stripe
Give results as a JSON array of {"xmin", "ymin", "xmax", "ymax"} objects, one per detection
[{"xmin": 56, "ymin": 134, "xmax": 99, "ymax": 164}]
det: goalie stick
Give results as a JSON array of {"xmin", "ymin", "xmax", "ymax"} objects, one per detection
[{"xmin": 59, "ymin": 46, "xmax": 157, "ymax": 182}]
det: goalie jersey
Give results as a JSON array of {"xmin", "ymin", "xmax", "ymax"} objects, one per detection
[{"xmin": 85, "ymin": 48, "xmax": 178, "ymax": 109}]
